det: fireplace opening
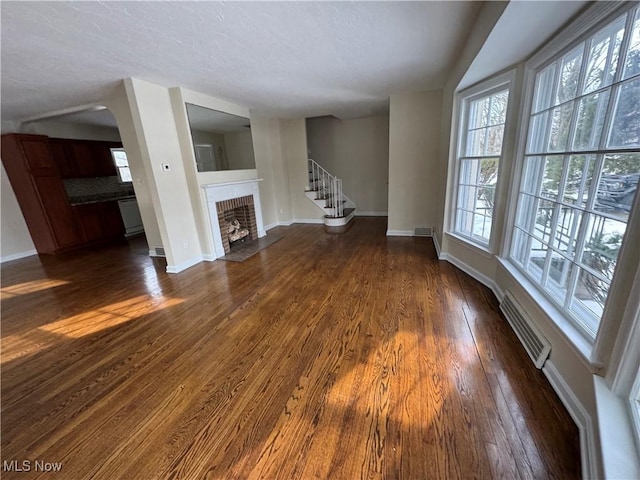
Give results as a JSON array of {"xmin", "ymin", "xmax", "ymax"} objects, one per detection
[{"xmin": 215, "ymin": 195, "xmax": 258, "ymax": 254}]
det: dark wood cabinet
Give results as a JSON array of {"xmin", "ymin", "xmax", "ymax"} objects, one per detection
[
  {"xmin": 50, "ymin": 138, "xmax": 122, "ymax": 178},
  {"xmin": 2, "ymin": 134, "xmax": 127, "ymax": 255},
  {"xmin": 1, "ymin": 134, "xmax": 82, "ymax": 254},
  {"xmin": 101, "ymin": 201, "xmax": 125, "ymax": 239},
  {"xmin": 49, "ymin": 139, "xmax": 76, "ymax": 179},
  {"xmin": 73, "ymin": 201, "xmax": 125, "ymax": 244},
  {"xmin": 93, "ymin": 142, "xmax": 119, "ymax": 177}
]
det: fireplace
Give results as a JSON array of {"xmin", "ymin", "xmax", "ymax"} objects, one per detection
[
  {"xmin": 204, "ymin": 179, "xmax": 266, "ymax": 259},
  {"xmin": 215, "ymin": 195, "xmax": 258, "ymax": 254}
]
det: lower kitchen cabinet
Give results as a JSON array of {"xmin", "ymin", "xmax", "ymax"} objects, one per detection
[{"xmin": 73, "ymin": 201, "xmax": 125, "ymax": 244}]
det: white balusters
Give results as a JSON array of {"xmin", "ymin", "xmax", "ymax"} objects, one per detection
[{"xmin": 308, "ymin": 159, "xmax": 345, "ymax": 218}]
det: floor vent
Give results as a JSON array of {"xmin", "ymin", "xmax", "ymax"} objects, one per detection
[
  {"xmin": 500, "ymin": 291, "xmax": 551, "ymax": 369},
  {"xmin": 414, "ymin": 226, "xmax": 432, "ymax": 236},
  {"xmin": 154, "ymin": 246, "xmax": 166, "ymax": 257}
]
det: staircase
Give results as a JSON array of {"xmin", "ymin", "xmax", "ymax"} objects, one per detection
[{"xmin": 305, "ymin": 159, "xmax": 356, "ymax": 229}]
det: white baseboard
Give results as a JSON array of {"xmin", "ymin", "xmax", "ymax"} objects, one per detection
[
  {"xmin": 432, "ymin": 234, "xmax": 442, "ymax": 258},
  {"xmin": 149, "ymin": 248, "xmax": 165, "ymax": 257},
  {"xmin": 202, "ymin": 254, "xmax": 216, "ymax": 262},
  {"xmin": 357, "ymin": 211, "xmax": 388, "ymax": 217},
  {"xmin": 166, "ymin": 255, "xmax": 203, "ymax": 274},
  {"xmin": 543, "ymin": 360, "xmax": 598, "ymax": 480},
  {"xmin": 439, "ymin": 251, "xmax": 504, "ymax": 302},
  {"xmin": 386, "ymin": 230, "xmax": 413, "ymax": 237},
  {"xmin": 293, "ymin": 218, "xmax": 324, "ymax": 224},
  {"xmin": 265, "ymin": 220, "xmax": 295, "ymax": 230},
  {"xmin": 440, "ymin": 252, "xmax": 495, "ymax": 291},
  {"xmin": 1, "ymin": 249, "xmax": 37, "ymax": 263}
]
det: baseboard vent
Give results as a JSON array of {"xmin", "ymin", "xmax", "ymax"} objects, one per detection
[
  {"xmin": 500, "ymin": 291, "xmax": 551, "ymax": 368},
  {"xmin": 414, "ymin": 226, "xmax": 432, "ymax": 236},
  {"xmin": 153, "ymin": 246, "xmax": 166, "ymax": 257}
]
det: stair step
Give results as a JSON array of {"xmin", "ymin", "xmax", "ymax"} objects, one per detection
[{"xmin": 325, "ymin": 207, "xmax": 355, "ymax": 219}]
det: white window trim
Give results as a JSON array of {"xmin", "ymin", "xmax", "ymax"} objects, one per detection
[{"xmin": 450, "ymin": 69, "xmax": 516, "ymax": 253}]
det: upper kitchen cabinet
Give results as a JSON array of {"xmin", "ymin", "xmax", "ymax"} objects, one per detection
[
  {"xmin": 1, "ymin": 134, "xmax": 82, "ymax": 253},
  {"xmin": 50, "ymin": 138, "xmax": 122, "ymax": 178},
  {"xmin": 49, "ymin": 138, "xmax": 76, "ymax": 178},
  {"xmin": 92, "ymin": 141, "xmax": 120, "ymax": 177},
  {"xmin": 15, "ymin": 134, "xmax": 60, "ymax": 175}
]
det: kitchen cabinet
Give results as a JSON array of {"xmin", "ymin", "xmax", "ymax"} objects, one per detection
[
  {"xmin": 73, "ymin": 201, "xmax": 125, "ymax": 244},
  {"xmin": 92, "ymin": 142, "xmax": 119, "ymax": 177},
  {"xmin": 50, "ymin": 138, "xmax": 121, "ymax": 178},
  {"xmin": 1, "ymin": 134, "xmax": 82, "ymax": 253},
  {"xmin": 49, "ymin": 139, "xmax": 76, "ymax": 178}
]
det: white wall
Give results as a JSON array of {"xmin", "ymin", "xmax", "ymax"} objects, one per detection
[
  {"xmin": 282, "ymin": 119, "xmax": 321, "ymax": 222},
  {"xmin": 251, "ymin": 116, "xmax": 290, "ymax": 228},
  {"xmin": 104, "ymin": 82, "xmax": 163, "ymax": 255},
  {"xmin": 123, "ymin": 78, "xmax": 202, "ymax": 272},
  {"xmin": 306, "ymin": 115, "xmax": 389, "ymax": 215},
  {"xmin": 1, "ymin": 163, "xmax": 36, "ymax": 262},
  {"xmin": 387, "ymin": 90, "xmax": 443, "ymax": 235}
]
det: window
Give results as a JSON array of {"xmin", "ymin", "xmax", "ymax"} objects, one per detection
[
  {"xmin": 510, "ymin": 5, "xmax": 640, "ymax": 339},
  {"xmin": 454, "ymin": 83, "xmax": 511, "ymax": 245},
  {"xmin": 111, "ymin": 148, "xmax": 132, "ymax": 183},
  {"xmin": 633, "ymin": 372, "xmax": 640, "ymax": 452}
]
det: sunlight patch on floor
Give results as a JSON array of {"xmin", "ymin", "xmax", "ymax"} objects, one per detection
[
  {"xmin": 0, "ymin": 278, "xmax": 70, "ymax": 299},
  {"xmin": 39, "ymin": 295, "xmax": 185, "ymax": 338},
  {"xmin": 1, "ymin": 295, "xmax": 184, "ymax": 363}
]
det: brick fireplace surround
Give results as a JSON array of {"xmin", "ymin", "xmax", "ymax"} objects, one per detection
[
  {"xmin": 215, "ymin": 195, "xmax": 259, "ymax": 254},
  {"xmin": 204, "ymin": 179, "xmax": 266, "ymax": 260}
]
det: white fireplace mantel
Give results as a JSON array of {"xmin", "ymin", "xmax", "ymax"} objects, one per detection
[{"xmin": 203, "ymin": 179, "xmax": 266, "ymax": 259}]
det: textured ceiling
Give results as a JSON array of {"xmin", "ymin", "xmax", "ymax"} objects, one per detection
[{"xmin": 1, "ymin": 1, "xmax": 481, "ymax": 125}]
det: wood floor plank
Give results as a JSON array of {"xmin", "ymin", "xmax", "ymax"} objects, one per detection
[{"xmin": 0, "ymin": 218, "xmax": 580, "ymax": 479}]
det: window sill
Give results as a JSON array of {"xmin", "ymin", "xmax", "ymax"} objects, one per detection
[
  {"xmin": 445, "ymin": 232, "xmax": 494, "ymax": 258},
  {"xmin": 496, "ymin": 257, "xmax": 596, "ymax": 370},
  {"xmin": 594, "ymin": 376, "xmax": 640, "ymax": 479}
]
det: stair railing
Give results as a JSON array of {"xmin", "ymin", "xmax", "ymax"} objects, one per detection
[{"xmin": 308, "ymin": 159, "xmax": 344, "ymax": 218}]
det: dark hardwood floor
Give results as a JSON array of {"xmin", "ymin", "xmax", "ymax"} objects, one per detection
[{"xmin": 0, "ymin": 218, "xmax": 580, "ymax": 479}]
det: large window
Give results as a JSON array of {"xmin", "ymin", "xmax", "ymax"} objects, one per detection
[
  {"xmin": 511, "ymin": 5, "xmax": 640, "ymax": 339},
  {"xmin": 454, "ymin": 83, "xmax": 510, "ymax": 245}
]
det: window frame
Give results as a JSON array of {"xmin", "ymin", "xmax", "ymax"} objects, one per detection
[
  {"xmin": 451, "ymin": 70, "xmax": 516, "ymax": 252},
  {"xmin": 504, "ymin": 1, "xmax": 640, "ymax": 346},
  {"xmin": 111, "ymin": 148, "xmax": 132, "ymax": 184}
]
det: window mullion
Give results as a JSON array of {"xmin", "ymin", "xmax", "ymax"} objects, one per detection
[
  {"xmin": 613, "ymin": 11, "xmax": 635, "ymax": 85},
  {"xmin": 523, "ymin": 158, "xmax": 547, "ymax": 271}
]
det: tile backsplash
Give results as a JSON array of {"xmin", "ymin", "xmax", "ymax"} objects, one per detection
[{"xmin": 63, "ymin": 176, "xmax": 134, "ymax": 198}]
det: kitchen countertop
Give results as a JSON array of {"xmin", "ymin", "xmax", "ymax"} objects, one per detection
[{"xmin": 68, "ymin": 193, "xmax": 136, "ymax": 206}]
